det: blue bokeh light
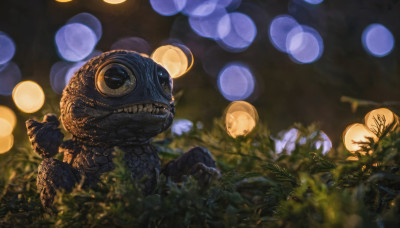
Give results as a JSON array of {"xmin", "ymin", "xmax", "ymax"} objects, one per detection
[
  {"xmin": 189, "ymin": 7, "xmax": 228, "ymax": 39},
  {"xmin": 217, "ymin": 63, "xmax": 255, "ymax": 101},
  {"xmin": 67, "ymin": 13, "xmax": 102, "ymax": 42},
  {"xmin": 314, "ymin": 131, "xmax": 332, "ymax": 155},
  {"xmin": 268, "ymin": 15, "xmax": 300, "ymax": 53},
  {"xmin": 182, "ymin": 0, "xmax": 218, "ymax": 17},
  {"xmin": 275, "ymin": 128, "xmax": 299, "ymax": 154},
  {"xmin": 150, "ymin": 0, "xmax": 187, "ymax": 16},
  {"xmin": 0, "ymin": 62, "xmax": 21, "ymax": 96},
  {"xmin": 304, "ymin": 0, "xmax": 324, "ymax": 4},
  {"xmin": 50, "ymin": 61, "xmax": 71, "ymax": 94},
  {"xmin": 65, "ymin": 61, "xmax": 86, "ymax": 85},
  {"xmin": 217, "ymin": 12, "xmax": 257, "ymax": 52},
  {"xmin": 0, "ymin": 32, "xmax": 16, "ymax": 65},
  {"xmin": 286, "ymin": 25, "xmax": 324, "ymax": 64},
  {"xmin": 172, "ymin": 119, "xmax": 193, "ymax": 135},
  {"xmin": 55, "ymin": 23, "xmax": 97, "ymax": 62},
  {"xmin": 111, "ymin": 37, "xmax": 151, "ymax": 54},
  {"xmin": 362, "ymin": 24, "xmax": 394, "ymax": 57}
]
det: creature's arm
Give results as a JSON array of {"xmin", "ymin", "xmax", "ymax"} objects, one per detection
[
  {"xmin": 26, "ymin": 113, "xmax": 64, "ymax": 158},
  {"xmin": 162, "ymin": 146, "xmax": 221, "ymax": 186}
]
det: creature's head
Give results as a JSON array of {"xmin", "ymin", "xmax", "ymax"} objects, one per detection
[{"xmin": 60, "ymin": 50, "xmax": 174, "ymax": 145}]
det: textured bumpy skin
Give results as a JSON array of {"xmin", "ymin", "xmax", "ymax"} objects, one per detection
[{"xmin": 26, "ymin": 50, "xmax": 219, "ymax": 208}]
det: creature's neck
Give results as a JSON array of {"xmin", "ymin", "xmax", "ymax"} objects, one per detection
[{"xmin": 71, "ymin": 135, "xmax": 152, "ymax": 148}]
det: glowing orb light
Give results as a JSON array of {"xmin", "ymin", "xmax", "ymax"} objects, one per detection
[
  {"xmin": 0, "ymin": 32, "xmax": 16, "ymax": 65},
  {"xmin": 286, "ymin": 25, "xmax": 324, "ymax": 64},
  {"xmin": 0, "ymin": 105, "xmax": 17, "ymax": 133},
  {"xmin": 111, "ymin": 37, "xmax": 151, "ymax": 55},
  {"xmin": 0, "ymin": 134, "xmax": 14, "ymax": 154},
  {"xmin": 50, "ymin": 61, "xmax": 71, "ymax": 94},
  {"xmin": 364, "ymin": 108, "xmax": 397, "ymax": 134},
  {"xmin": 182, "ymin": 0, "xmax": 218, "ymax": 17},
  {"xmin": 65, "ymin": 61, "xmax": 86, "ymax": 85},
  {"xmin": 217, "ymin": 12, "xmax": 257, "ymax": 52},
  {"xmin": 217, "ymin": 63, "xmax": 255, "ymax": 101},
  {"xmin": 343, "ymin": 123, "xmax": 378, "ymax": 152},
  {"xmin": 55, "ymin": 23, "xmax": 97, "ymax": 62},
  {"xmin": 314, "ymin": 131, "xmax": 332, "ymax": 155},
  {"xmin": 269, "ymin": 15, "xmax": 300, "ymax": 53},
  {"xmin": 151, "ymin": 44, "xmax": 193, "ymax": 79},
  {"xmin": 275, "ymin": 128, "xmax": 299, "ymax": 154},
  {"xmin": 0, "ymin": 62, "xmax": 22, "ymax": 95},
  {"xmin": 55, "ymin": 0, "xmax": 72, "ymax": 2},
  {"xmin": 225, "ymin": 101, "xmax": 258, "ymax": 138},
  {"xmin": 150, "ymin": 0, "xmax": 187, "ymax": 16},
  {"xmin": 12, "ymin": 81, "xmax": 45, "ymax": 113},
  {"xmin": 172, "ymin": 119, "xmax": 193, "ymax": 135},
  {"xmin": 362, "ymin": 24, "xmax": 394, "ymax": 57},
  {"xmin": 304, "ymin": 0, "xmax": 324, "ymax": 4},
  {"xmin": 103, "ymin": 0, "xmax": 126, "ymax": 4},
  {"xmin": 67, "ymin": 13, "xmax": 102, "ymax": 42},
  {"xmin": 189, "ymin": 7, "xmax": 228, "ymax": 39}
]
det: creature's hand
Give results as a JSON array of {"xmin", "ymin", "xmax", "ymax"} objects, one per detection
[
  {"xmin": 163, "ymin": 146, "xmax": 221, "ymax": 186},
  {"xmin": 26, "ymin": 114, "xmax": 64, "ymax": 158}
]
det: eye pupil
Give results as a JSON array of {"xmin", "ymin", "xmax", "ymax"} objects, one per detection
[
  {"xmin": 104, "ymin": 66, "xmax": 129, "ymax": 89},
  {"xmin": 157, "ymin": 66, "xmax": 172, "ymax": 94}
]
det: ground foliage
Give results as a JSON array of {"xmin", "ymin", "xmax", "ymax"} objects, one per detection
[{"xmin": 1, "ymin": 117, "xmax": 400, "ymax": 227}]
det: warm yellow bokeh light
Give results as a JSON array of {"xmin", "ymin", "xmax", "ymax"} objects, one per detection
[
  {"xmin": 103, "ymin": 0, "xmax": 127, "ymax": 4},
  {"xmin": 343, "ymin": 123, "xmax": 378, "ymax": 152},
  {"xmin": 0, "ymin": 105, "xmax": 17, "ymax": 130},
  {"xmin": 12, "ymin": 81, "xmax": 45, "ymax": 113},
  {"xmin": 0, "ymin": 134, "xmax": 14, "ymax": 154},
  {"xmin": 151, "ymin": 44, "xmax": 193, "ymax": 79},
  {"xmin": 225, "ymin": 101, "xmax": 258, "ymax": 138},
  {"xmin": 0, "ymin": 119, "xmax": 13, "ymax": 137},
  {"xmin": 364, "ymin": 108, "xmax": 397, "ymax": 133},
  {"xmin": 55, "ymin": 0, "xmax": 72, "ymax": 2}
]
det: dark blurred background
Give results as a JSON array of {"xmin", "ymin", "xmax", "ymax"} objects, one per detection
[{"xmin": 1, "ymin": 0, "xmax": 400, "ymax": 146}]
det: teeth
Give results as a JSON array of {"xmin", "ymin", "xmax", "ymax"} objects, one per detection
[{"xmin": 115, "ymin": 103, "xmax": 169, "ymax": 114}]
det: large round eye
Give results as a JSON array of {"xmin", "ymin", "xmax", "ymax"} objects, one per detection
[
  {"xmin": 96, "ymin": 63, "xmax": 136, "ymax": 97},
  {"xmin": 157, "ymin": 65, "xmax": 172, "ymax": 95}
]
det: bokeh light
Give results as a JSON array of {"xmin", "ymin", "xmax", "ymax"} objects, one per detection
[
  {"xmin": 55, "ymin": 23, "xmax": 97, "ymax": 62},
  {"xmin": 286, "ymin": 25, "xmax": 324, "ymax": 64},
  {"xmin": 225, "ymin": 101, "xmax": 258, "ymax": 138},
  {"xmin": 275, "ymin": 128, "xmax": 299, "ymax": 154},
  {"xmin": 343, "ymin": 123, "xmax": 378, "ymax": 152},
  {"xmin": 0, "ymin": 105, "xmax": 17, "ymax": 135},
  {"xmin": 55, "ymin": 0, "xmax": 72, "ymax": 3},
  {"xmin": 0, "ymin": 134, "xmax": 14, "ymax": 154},
  {"xmin": 189, "ymin": 7, "xmax": 228, "ymax": 40},
  {"xmin": 151, "ymin": 44, "xmax": 193, "ymax": 79},
  {"xmin": 150, "ymin": 0, "xmax": 187, "ymax": 16},
  {"xmin": 103, "ymin": 0, "xmax": 126, "ymax": 4},
  {"xmin": 182, "ymin": 0, "xmax": 218, "ymax": 17},
  {"xmin": 12, "ymin": 81, "xmax": 45, "ymax": 113},
  {"xmin": 303, "ymin": 0, "xmax": 324, "ymax": 4},
  {"xmin": 65, "ymin": 61, "xmax": 86, "ymax": 85},
  {"xmin": 0, "ymin": 62, "xmax": 21, "ymax": 95},
  {"xmin": 314, "ymin": 131, "xmax": 332, "ymax": 155},
  {"xmin": 269, "ymin": 15, "xmax": 300, "ymax": 53},
  {"xmin": 362, "ymin": 24, "xmax": 394, "ymax": 57},
  {"xmin": 364, "ymin": 108, "xmax": 397, "ymax": 133},
  {"xmin": 0, "ymin": 32, "xmax": 16, "ymax": 65},
  {"xmin": 172, "ymin": 119, "xmax": 193, "ymax": 135},
  {"xmin": 111, "ymin": 37, "xmax": 151, "ymax": 55},
  {"xmin": 217, "ymin": 63, "xmax": 255, "ymax": 101},
  {"xmin": 217, "ymin": 12, "xmax": 257, "ymax": 52},
  {"xmin": 67, "ymin": 13, "xmax": 102, "ymax": 42},
  {"xmin": 50, "ymin": 61, "xmax": 71, "ymax": 94}
]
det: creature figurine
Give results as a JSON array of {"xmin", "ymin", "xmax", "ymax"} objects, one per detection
[{"xmin": 26, "ymin": 50, "xmax": 220, "ymax": 208}]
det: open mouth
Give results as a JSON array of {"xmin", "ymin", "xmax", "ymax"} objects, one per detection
[{"xmin": 113, "ymin": 102, "xmax": 169, "ymax": 116}]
